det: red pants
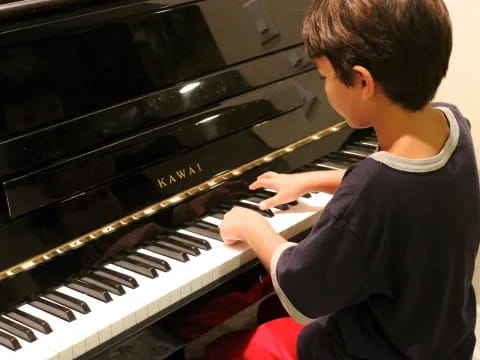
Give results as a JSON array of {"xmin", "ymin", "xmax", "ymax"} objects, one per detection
[{"xmin": 204, "ymin": 317, "xmax": 305, "ymax": 360}]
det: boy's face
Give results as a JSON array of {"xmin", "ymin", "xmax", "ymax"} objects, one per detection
[{"xmin": 314, "ymin": 56, "xmax": 371, "ymax": 128}]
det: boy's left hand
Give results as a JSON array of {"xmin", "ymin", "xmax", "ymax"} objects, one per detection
[{"xmin": 220, "ymin": 206, "xmax": 272, "ymax": 245}]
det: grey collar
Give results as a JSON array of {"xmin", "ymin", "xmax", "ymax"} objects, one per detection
[{"xmin": 368, "ymin": 106, "xmax": 459, "ymax": 173}]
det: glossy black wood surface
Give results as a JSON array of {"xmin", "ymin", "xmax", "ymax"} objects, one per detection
[
  {"xmin": 0, "ymin": 47, "xmax": 312, "ymax": 179},
  {"xmin": 0, "ymin": 0, "xmax": 312, "ymax": 219},
  {"xmin": 4, "ymin": 70, "xmax": 315, "ymax": 218},
  {"xmin": 0, "ymin": 0, "xmax": 307, "ymax": 139},
  {"xmin": 0, "ymin": 0, "xmax": 173, "ymax": 23},
  {"xmin": 0, "ymin": 0, "xmax": 346, "ymax": 315}
]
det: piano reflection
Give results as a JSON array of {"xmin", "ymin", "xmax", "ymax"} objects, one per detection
[{"xmin": 0, "ymin": 0, "xmax": 376, "ymax": 359}]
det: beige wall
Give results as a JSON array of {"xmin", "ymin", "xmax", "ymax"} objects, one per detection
[{"xmin": 434, "ymin": 0, "xmax": 480, "ymax": 295}]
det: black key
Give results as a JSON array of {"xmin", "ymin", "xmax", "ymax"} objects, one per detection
[
  {"xmin": 252, "ymin": 189, "xmax": 300, "ymax": 207},
  {"xmin": 352, "ymin": 139, "xmax": 377, "ymax": 149},
  {"xmin": 301, "ymin": 193, "xmax": 312, "ymax": 198},
  {"xmin": 93, "ymin": 268, "xmax": 138, "ymax": 289},
  {"xmin": 7, "ymin": 310, "xmax": 52, "ymax": 334},
  {"xmin": 342, "ymin": 145, "xmax": 372, "ymax": 157},
  {"xmin": 0, "ymin": 330, "xmax": 20, "ymax": 351},
  {"xmin": 219, "ymin": 200, "xmax": 274, "ymax": 217},
  {"xmin": 210, "ymin": 205, "xmax": 230, "ymax": 217},
  {"xmin": 114, "ymin": 258, "xmax": 158, "ymax": 278},
  {"xmin": 243, "ymin": 195, "xmax": 264, "ymax": 204},
  {"xmin": 323, "ymin": 153, "xmax": 360, "ymax": 166},
  {"xmin": 0, "ymin": 315, "xmax": 36, "ymax": 342},
  {"xmin": 184, "ymin": 225, "xmax": 223, "ymax": 241},
  {"xmin": 251, "ymin": 191, "xmax": 269, "ymax": 199},
  {"xmin": 244, "ymin": 196, "xmax": 289, "ymax": 211},
  {"xmin": 232, "ymin": 201, "xmax": 274, "ymax": 218},
  {"xmin": 361, "ymin": 133, "xmax": 378, "ymax": 142},
  {"xmin": 163, "ymin": 233, "xmax": 211, "ymax": 250},
  {"xmin": 274, "ymin": 203, "xmax": 289, "ymax": 211},
  {"xmin": 66, "ymin": 280, "xmax": 113, "ymax": 303},
  {"xmin": 156, "ymin": 237, "xmax": 201, "ymax": 256},
  {"xmin": 311, "ymin": 160, "xmax": 347, "ymax": 170},
  {"xmin": 251, "ymin": 189, "xmax": 275, "ymax": 199},
  {"xmin": 334, "ymin": 149, "xmax": 366, "ymax": 159},
  {"xmin": 209, "ymin": 211, "xmax": 225, "ymax": 220},
  {"xmin": 218, "ymin": 203, "xmax": 233, "ymax": 211},
  {"xmin": 304, "ymin": 162, "xmax": 334, "ymax": 170},
  {"xmin": 194, "ymin": 220, "xmax": 220, "ymax": 233},
  {"xmin": 326, "ymin": 152, "xmax": 360, "ymax": 164},
  {"xmin": 128, "ymin": 252, "xmax": 170, "ymax": 272},
  {"xmin": 45, "ymin": 290, "xmax": 91, "ymax": 314},
  {"xmin": 145, "ymin": 243, "xmax": 189, "ymax": 262},
  {"xmin": 30, "ymin": 298, "xmax": 76, "ymax": 322},
  {"xmin": 80, "ymin": 274, "xmax": 126, "ymax": 296}
]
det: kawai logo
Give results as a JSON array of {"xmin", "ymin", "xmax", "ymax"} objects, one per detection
[{"xmin": 157, "ymin": 162, "xmax": 203, "ymax": 188}]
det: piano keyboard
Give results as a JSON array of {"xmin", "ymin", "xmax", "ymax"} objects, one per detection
[{"xmin": 0, "ymin": 134, "xmax": 377, "ymax": 360}]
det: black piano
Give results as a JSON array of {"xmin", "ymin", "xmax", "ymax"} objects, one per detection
[{"xmin": 0, "ymin": 0, "xmax": 377, "ymax": 359}]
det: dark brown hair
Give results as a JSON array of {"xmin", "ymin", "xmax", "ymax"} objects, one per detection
[{"xmin": 303, "ymin": 0, "xmax": 452, "ymax": 111}]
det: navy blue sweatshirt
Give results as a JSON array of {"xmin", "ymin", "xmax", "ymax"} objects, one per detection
[{"xmin": 272, "ymin": 103, "xmax": 479, "ymax": 359}]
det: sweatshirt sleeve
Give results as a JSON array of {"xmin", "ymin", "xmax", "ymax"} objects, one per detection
[{"xmin": 271, "ymin": 209, "xmax": 371, "ymax": 323}]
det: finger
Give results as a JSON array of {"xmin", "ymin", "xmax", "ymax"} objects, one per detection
[
  {"xmin": 223, "ymin": 237, "xmax": 241, "ymax": 245},
  {"xmin": 249, "ymin": 178, "xmax": 275, "ymax": 190},
  {"xmin": 219, "ymin": 223, "xmax": 242, "ymax": 245},
  {"xmin": 259, "ymin": 194, "xmax": 283, "ymax": 210},
  {"xmin": 248, "ymin": 181, "xmax": 262, "ymax": 190}
]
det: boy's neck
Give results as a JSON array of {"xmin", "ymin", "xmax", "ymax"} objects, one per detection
[{"xmin": 372, "ymin": 103, "xmax": 450, "ymax": 159}]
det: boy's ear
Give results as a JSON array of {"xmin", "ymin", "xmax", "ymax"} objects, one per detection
[{"xmin": 352, "ymin": 65, "xmax": 375, "ymax": 100}]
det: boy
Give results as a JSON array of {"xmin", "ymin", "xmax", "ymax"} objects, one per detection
[{"xmin": 208, "ymin": 0, "xmax": 480, "ymax": 359}]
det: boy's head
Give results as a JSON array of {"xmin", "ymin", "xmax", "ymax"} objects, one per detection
[{"xmin": 303, "ymin": 0, "xmax": 452, "ymax": 118}]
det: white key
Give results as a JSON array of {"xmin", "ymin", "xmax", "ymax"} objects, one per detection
[
  {"xmin": 121, "ymin": 244, "xmax": 202, "ymax": 313},
  {"xmin": 103, "ymin": 264, "xmax": 173, "ymax": 324},
  {"xmin": 17, "ymin": 304, "xmax": 77, "ymax": 360},
  {"xmin": 0, "ymin": 323, "xmax": 59, "ymax": 360},
  {"xmin": 55, "ymin": 286, "xmax": 120, "ymax": 352},
  {"xmin": 177, "ymin": 228, "xmax": 255, "ymax": 282}
]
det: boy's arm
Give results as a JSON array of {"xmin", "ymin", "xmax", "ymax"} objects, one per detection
[
  {"xmin": 249, "ymin": 170, "xmax": 345, "ymax": 210},
  {"xmin": 219, "ymin": 206, "xmax": 286, "ymax": 272},
  {"xmin": 241, "ymin": 222, "xmax": 285, "ymax": 273},
  {"xmin": 220, "ymin": 205, "xmax": 370, "ymax": 322},
  {"xmin": 298, "ymin": 169, "xmax": 346, "ymax": 193},
  {"xmin": 272, "ymin": 210, "xmax": 370, "ymax": 320},
  {"xmin": 221, "ymin": 170, "xmax": 347, "ymax": 269}
]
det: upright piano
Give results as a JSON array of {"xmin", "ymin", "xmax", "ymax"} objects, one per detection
[{"xmin": 0, "ymin": 0, "xmax": 377, "ymax": 359}]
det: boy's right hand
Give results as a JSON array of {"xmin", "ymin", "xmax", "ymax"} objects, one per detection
[{"xmin": 249, "ymin": 171, "xmax": 306, "ymax": 210}]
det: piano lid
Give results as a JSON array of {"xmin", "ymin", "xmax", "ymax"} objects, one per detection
[{"xmin": 0, "ymin": 0, "xmax": 193, "ymax": 23}]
